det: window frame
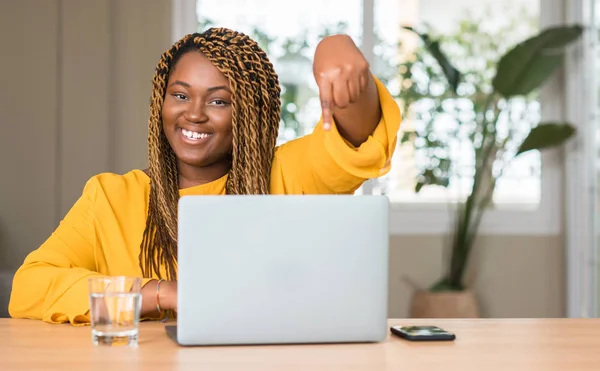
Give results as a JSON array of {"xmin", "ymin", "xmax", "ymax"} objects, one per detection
[
  {"xmin": 563, "ymin": 0, "xmax": 597, "ymax": 318},
  {"xmin": 174, "ymin": 0, "xmax": 562, "ymax": 236}
]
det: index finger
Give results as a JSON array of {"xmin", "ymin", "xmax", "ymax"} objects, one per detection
[{"xmin": 318, "ymin": 76, "xmax": 334, "ymax": 131}]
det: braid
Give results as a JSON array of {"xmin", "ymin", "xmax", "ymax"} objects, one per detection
[{"xmin": 139, "ymin": 28, "xmax": 282, "ymax": 279}]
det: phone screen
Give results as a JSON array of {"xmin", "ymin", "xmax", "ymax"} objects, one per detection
[{"xmin": 401, "ymin": 326, "xmax": 451, "ymax": 336}]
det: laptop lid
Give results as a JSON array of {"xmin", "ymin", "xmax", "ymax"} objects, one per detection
[{"xmin": 176, "ymin": 195, "xmax": 389, "ymax": 346}]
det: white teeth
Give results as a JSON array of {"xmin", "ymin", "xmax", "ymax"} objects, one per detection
[{"xmin": 182, "ymin": 129, "xmax": 211, "ymax": 140}]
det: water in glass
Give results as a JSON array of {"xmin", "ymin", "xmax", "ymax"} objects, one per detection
[{"xmin": 88, "ymin": 276, "xmax": 142, "ymax": 347}]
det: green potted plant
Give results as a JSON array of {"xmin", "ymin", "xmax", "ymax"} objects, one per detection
[{"xmin": 395, "ymin": 20, "xmax": 583, "ymax": 317}]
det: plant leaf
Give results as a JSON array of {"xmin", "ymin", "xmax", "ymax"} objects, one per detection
[
  {"xmin": 400, "ymin": 130, "xmax": 417, "ymax": 144},
  {"xmin": 516, "ymin": 123, "xmax": 576, "ymax": 156},
  {"xmin": 402, "ymin": 26, "xmax": 462, "ymax": 94},
  {"xmin": 492, "ymin": 25, "xmax": 583, "ymax": 98},
  {"xmin": 414, "ymin": 169, "xmax": 450, "ymax": 193},
  {"xmin": 415, "ymin": 181, "xmax": 426, "ymax": 193}
]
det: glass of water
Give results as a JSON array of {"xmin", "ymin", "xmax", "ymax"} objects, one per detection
[{"xmin": 88, "ymin": 276, "xmax": 142, "ymax": 347}]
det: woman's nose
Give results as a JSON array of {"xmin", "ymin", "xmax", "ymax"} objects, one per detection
[{"xmin": 184, "ymin": 100, "xmax": 208, "ymax": 123}]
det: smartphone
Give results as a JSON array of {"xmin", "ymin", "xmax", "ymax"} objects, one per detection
[{"xmin": 390, "ymin": 325, "xmax": 456, "ymax": 341}]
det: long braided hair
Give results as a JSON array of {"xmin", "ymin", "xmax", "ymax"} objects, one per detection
[{"xmin": 139, "ymin": 27, "xmax": 282, "ymax": 280}]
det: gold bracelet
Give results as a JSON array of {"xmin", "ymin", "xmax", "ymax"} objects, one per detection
[
  {"xmin": 156, "ymin": 279, "xmax": 170, "ymax": 322},
  {"xmin": 156, "ymin": 279, "xmax": 165, "ymax": 313}
]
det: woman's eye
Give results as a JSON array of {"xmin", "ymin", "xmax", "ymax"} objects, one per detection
[
  {"xmin": 173, "ymin": 93, "xmax": 187, "ymax": 100},
  {"xmin": 210, "ymin": 100, "xmax": 228, "ymax": 106}
]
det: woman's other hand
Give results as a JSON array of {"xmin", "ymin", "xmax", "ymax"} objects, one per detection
[{"xmin": 141, "ymin": 279, "xmax": 178, "ymax": 316}]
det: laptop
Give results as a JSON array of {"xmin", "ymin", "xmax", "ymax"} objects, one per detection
[{"xmin": 166, "ymin": 195, "xmax": 389, "ymax": 346}]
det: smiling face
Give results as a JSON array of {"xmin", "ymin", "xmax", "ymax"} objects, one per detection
[{"xmin": 161, "ymin": 51, "xmax": 234, "ymax": 179}]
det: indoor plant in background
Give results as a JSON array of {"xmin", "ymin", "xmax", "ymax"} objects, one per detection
[{"xmin": 395, "ymin": 17, "xmax": 583, "ymax": 317}]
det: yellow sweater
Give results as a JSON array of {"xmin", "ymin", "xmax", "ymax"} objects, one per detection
[{"xmin": 8, "ymin": 78, "xmax": 401, "ymax": 325}]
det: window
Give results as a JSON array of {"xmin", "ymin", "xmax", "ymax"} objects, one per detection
[
  {"xmin": 177, "ymin": 0, "xmax": 561, "ymax": 235},
  {"xmin": 195, "ymin": 0, "xmax": 543, "ymax": 207},
  {"xmin": 372, "ymin": 0, "xmax": 541, "ymax": 205}
]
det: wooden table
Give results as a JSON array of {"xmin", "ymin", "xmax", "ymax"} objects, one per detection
[{"xmin": 1, "ymin": 318, "xmax": 600, "ymax": 370}]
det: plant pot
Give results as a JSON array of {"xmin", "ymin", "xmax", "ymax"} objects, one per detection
[{"xmin": 409, "ymin": 289, "xmax": 480, "ymax": 318}]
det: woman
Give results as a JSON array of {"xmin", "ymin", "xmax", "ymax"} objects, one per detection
[{"xmin": 9, "ymin": 27, "xmax": 401, "ymax": 324}]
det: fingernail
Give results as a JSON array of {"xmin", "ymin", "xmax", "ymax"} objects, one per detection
[{"xmin": 323, "ymin": 122, "xmax": 330, "ymax": 131}]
